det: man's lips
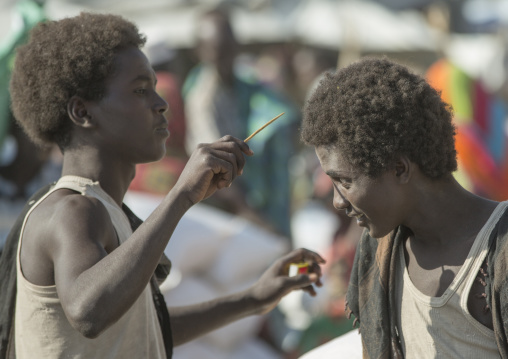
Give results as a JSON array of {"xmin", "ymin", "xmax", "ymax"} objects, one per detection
[
  {"xmin": 348, "ymin": 212, "xmax": 366, "ymax": 224},
  {"xmin": 155, "ymin": 120, "xmax": 168, "ymax": 131}
]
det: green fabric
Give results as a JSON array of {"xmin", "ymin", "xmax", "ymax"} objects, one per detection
[
  {"xmin": 449, "ymin": 64, "xmax": 473, "ymax": 124},
  {"xmin": 297, "ymin": 315, "xmax": 356, "ymax": 356},
  {"xmin": 0, "ymin": 0, "xmax": 45, "ymax": 147},
  {"xmin": 346, "ymin": 207, "xmax": 508, "ymax": 358}
]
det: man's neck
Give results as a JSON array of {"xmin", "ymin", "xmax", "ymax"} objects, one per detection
[
  {"xmin": 405, "ymin": 179, "xmax": 498, "ymax": 247},
  {"xmin": 60, "ymin": 147, "xmax": 136, "ymax": 206}
]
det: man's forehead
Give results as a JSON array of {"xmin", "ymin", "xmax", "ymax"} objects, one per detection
[
  {"xmin": 315, "ymin": 145, "xmax": 353, "ymax": 171},
  {"xmin": 109, "ymin": 47, "xmax": 154, "ymax": 82}
]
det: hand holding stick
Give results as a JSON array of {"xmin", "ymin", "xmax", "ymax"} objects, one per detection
[{"xmin": 244, "ymin": 112, "xmax": 285, "ymax": 143}]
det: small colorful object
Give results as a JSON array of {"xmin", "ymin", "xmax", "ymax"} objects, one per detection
[{"xmin": 289, "ymin": 262, "xmax": 309, "ymax": 277}]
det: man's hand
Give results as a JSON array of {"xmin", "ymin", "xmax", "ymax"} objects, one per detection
[
  {"xmin": 172, "ymin": 135, "xmax": 253, "ymax": 205},
  {"xmin": 247, "ymin": 248, "xmax": 326, "ymax": 315}
]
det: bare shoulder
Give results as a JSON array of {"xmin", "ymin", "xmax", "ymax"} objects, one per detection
[
  {"xmin": 20, "ymin": 188, "xmax": 118, "ymax": 286},
  {"xmin": 25, "ymin": 188, "xmax": 115, "ymax": 242}
]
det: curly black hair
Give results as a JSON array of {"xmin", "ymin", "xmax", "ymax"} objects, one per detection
[
  {"xmin": 9, "ymin": 12, "xmax": 146, "ymax": 150},
  {"xmin": 301, "ymin": 57, "xmax": 457, "ymax": 179}
]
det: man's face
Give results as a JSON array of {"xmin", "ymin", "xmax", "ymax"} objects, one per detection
[
  {"xmin": 87, "ymin": 47, "xmax": 169, "ymax": 164},
  {"xmin": 315, "ymin": 145, "xmax": 406, "ymax": 238}
]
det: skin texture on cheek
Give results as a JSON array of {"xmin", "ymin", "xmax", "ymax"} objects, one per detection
[
  {"xmin": 90, "ymin": 47, "xmax": 169, "ymax": 164},
  {"xmin": 349, "ymin": 174, "xmax": 402, "ymax": 238},
  {"xmin": 316, "ymin": 145, "xmax": 403, "ymax": 239}
]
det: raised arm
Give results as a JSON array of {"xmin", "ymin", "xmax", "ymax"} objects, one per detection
[{"xmin": 25, "ymin": 136, "xmax": 252, "ymax": 338}]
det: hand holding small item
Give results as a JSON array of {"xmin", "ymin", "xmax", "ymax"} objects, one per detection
[{"xmin": 247, "ymin": 248, "xmax": 326, "ymax": 315}]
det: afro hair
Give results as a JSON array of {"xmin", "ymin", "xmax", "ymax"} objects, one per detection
[
  {"xmin": 301, "ymin": 57, "xmax": 457, "ymax": 179},
  {"xmin": 9, "ymin": 12, "xmax": 146, "ymax": 150}
]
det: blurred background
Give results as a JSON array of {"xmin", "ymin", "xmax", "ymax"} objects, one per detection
[{"xmin": 2, "ymin": 0, "xmax": 508, "ymax": 358}]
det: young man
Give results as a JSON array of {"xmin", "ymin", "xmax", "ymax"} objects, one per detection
[
  {"xmin": 301, "ymin": 57, "xmax": 508, "ymax": 358},
  {"xmin": 3, "ymin": 12, "xmax": 324, "ymax": 358}
]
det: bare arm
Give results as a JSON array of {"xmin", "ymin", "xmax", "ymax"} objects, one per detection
[
  {"xmin": 169, "ymin": 248, "xmax": 326, "ymax": 345},
  {"xmin": 28, "ymin": 136, "xmax": 252, "ymax": 338}
]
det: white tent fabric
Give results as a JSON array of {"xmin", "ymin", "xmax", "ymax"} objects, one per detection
[
  {"xmin": 298, "ymin": 329, "xmax": 362, "ymax": 359},
  {"xmin": 40, "ymin": 0, "xmax": 439, "ymax": 51},
  {"xmin": 291, "ymin": 0, "xmax": 438, "ymax": 51}
]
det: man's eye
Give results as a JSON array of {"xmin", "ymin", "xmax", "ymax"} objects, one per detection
[
  {"xmin": 337, "ymin": 179, "xmax": 351, "ymax": 189},
  {"xmin": 135, "ymin": 88, "xmax": 147, "ymax": 94}
]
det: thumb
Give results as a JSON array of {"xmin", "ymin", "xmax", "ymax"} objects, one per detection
[{"xmin": 282, "ymin": 273, "xmax": 319, "ymax": 292}]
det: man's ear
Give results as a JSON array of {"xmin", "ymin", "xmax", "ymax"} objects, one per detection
[
  {"xmin": 67, "ymin": 96, "xmax": 95, "ymax": 128},
  {"xmin": 394, "ymin": 155, "xmax": 412, "ymax": 184}
]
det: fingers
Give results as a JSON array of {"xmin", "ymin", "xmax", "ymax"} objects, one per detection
[
  {"xmin": 176, "ymin": 136, "xmax": 253, "ymax": 204},
  {"xmin": 281, "ymin": 272, "xmax": 321, "ymax": 297},
  {"xmin": 202, "ymin": 147, "xmax": 239, "ymax": 186},
  {"xmin": 248, "ymin": 248, "xmax": 326, "ymax": 313},
  {"xmin": 308, "ymin": 261, "xmax": 324, "ymax": 287},
  {"xmin": 272, "ymin": 248, "xmax": 326, "ymax": 297},
  {"xmin": 217, "ymin": 135, "xmax": 252, "ymax": 176},
  {"xmin": 282, "ymin": 248, "xmax": 326, "ymax": 264},
  {"xmin": 218, "ymin": 135, "xmax": 254, "ymax": 157},
  {"xmin": 198, "ymin": 135, "xmax": 252, "ymax": 177},
  {"xmin": 276, "ymin": 248, "xmax": 326, "ymax": 275}
]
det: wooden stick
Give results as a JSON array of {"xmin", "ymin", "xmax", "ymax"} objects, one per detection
[{"xmin": 244, "ymin": 112, "xmax": 285, "ymax": 143}]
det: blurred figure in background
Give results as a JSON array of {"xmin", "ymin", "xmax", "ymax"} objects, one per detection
[
  {"xmin": 182, "ymin": 7, "xmax": 300, "ymax": 238},
  {"xmin": 291, "ymin": 46, "xmax": 339, "ymax": 108}
]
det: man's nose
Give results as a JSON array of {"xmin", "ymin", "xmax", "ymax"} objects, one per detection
[
  {"xmin": 333, "ymin": 187, "xmax": 350, "ymax": 211},
  {"xmin": 154, "ymin": 92, "xmax": 169, "ymax": 114}
]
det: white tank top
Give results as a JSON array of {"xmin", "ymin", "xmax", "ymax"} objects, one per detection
[
  {"xmin": 15, "ymin": 175, "xmax": 166, "ymax": 359},
  {"xmin": 394, "ymin": 201, "xmax": 507, "ymax": 359}
]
